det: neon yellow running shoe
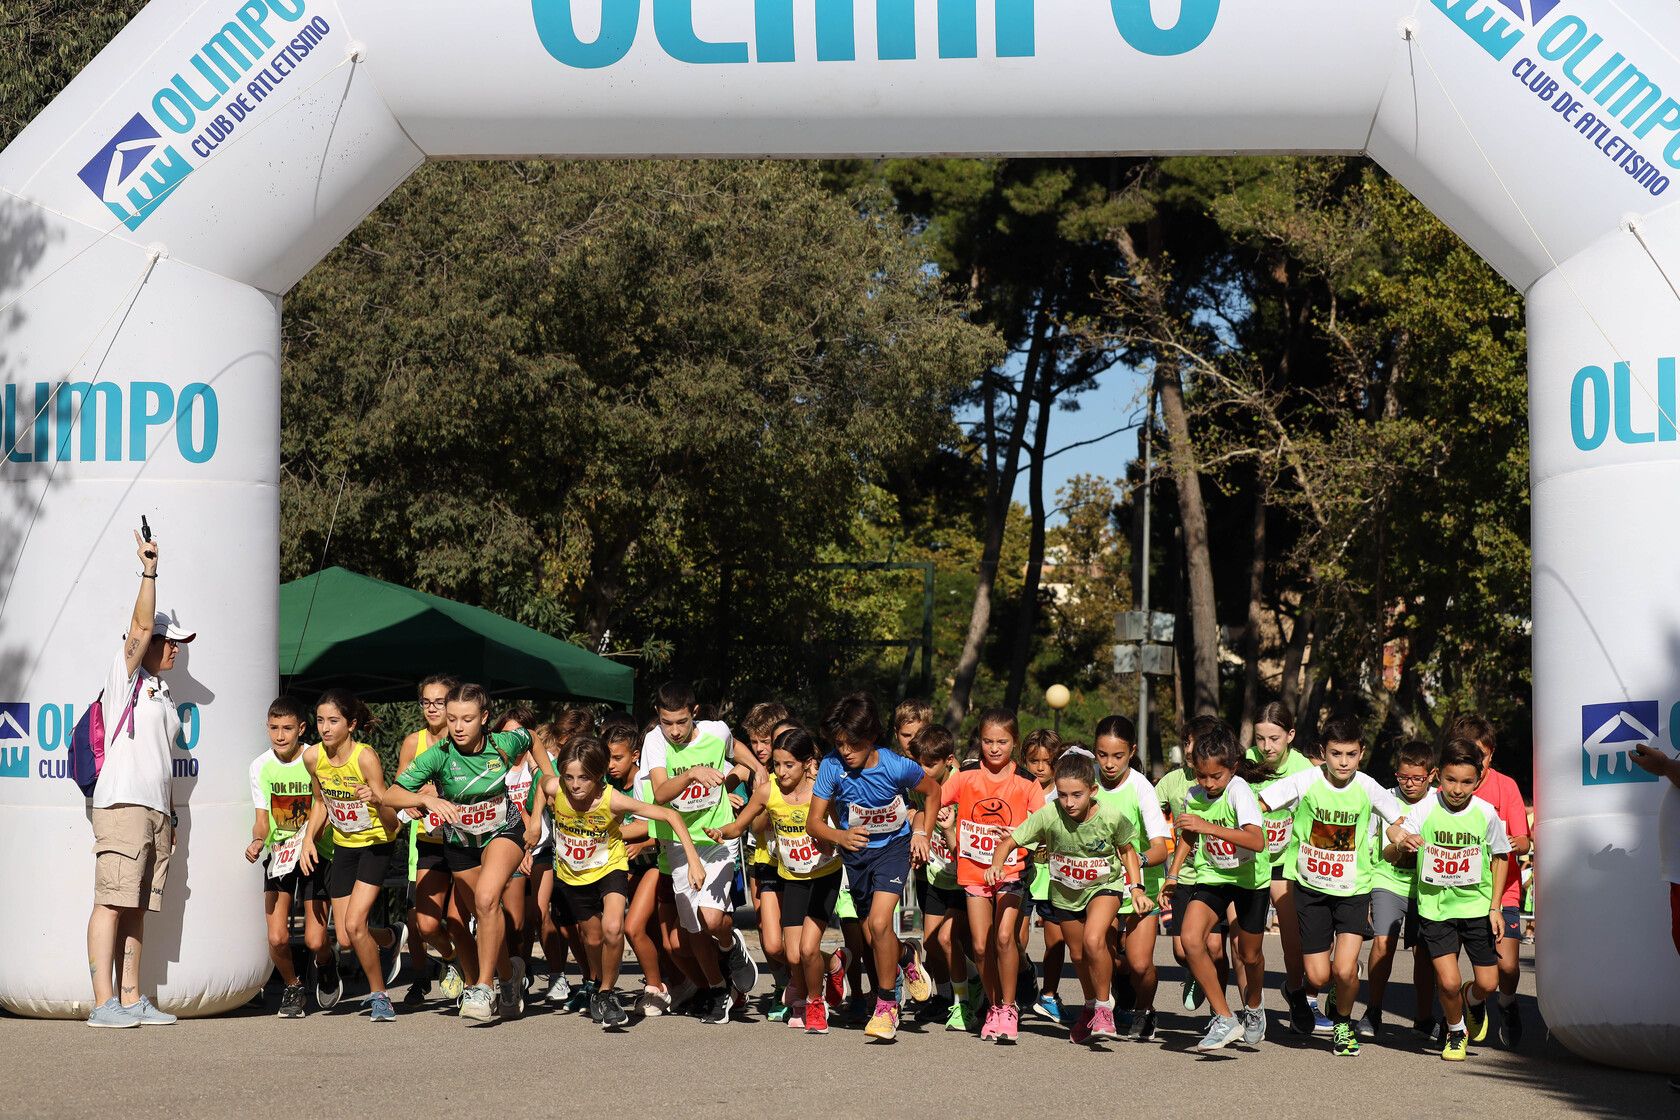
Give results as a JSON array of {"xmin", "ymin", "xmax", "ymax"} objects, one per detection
[{"xmin": 1442, "ymin": 1027, "xmax": 1468, "ymax": 1061}]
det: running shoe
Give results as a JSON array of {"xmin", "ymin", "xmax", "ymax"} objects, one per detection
[
  {"xmin": 825, "ymin": 950, "xmax": 848, "ymax": 1009},
  {"xmin": 381, "ymin": 922, "xmax": 408, "ymax": 988},
  {"xmin": 804, "ymin": 997, "xmax": 830, "ymax": 1035},
  {"xmin": 944, "ymin": 996, "xmax": 973, "ymax": 1033},
  {"xmin": 636, "ymin": 985, "xmax": 670, "ymax": 1017},
  {"xmin": 864, "ymin": 999, "xmax": 899, "ymax": 1041},
  {"xmin": 767, "ymin": 999, "xmax": 791, "ymax": 1023},
  {"xmin": 546, "ymin": 973, "xmax": 571, "ymax": 1004},
  {"xmin": 1134, "ymin": 1009, "xmax": 1158, "ymax": 1042},
  {"xmin": 596, "ymin": 988, "xmax": 629, "ymax": 1029},
  {"xmin": 314, "ymin": 956, "xmax": 343, "ymax": 1011},
  {"xmin": 279, "ymin": 983, "xmax": 307, "ymax": 1019},
  {"xmin": 1463, "ymin": 984, "xmax": 1489, "ymax": 1043},
  {"xmin": 1498, "ymin": 1001, "xmax": 1523, "ymax": 1047},
  {"xmin": 1194, "ymin": 1014, "xmax": 1242, "ymax": 1053},
  {"xmin": 1031, "ymin": 991, "xmax": 1064, "ymax": 1024},
  {"xmin": 85, "ymin": 998, "xmax": 139, "ymax": 1028},
  {"xmin": 700, "ymin": 988, "xmax": 733, "ymax": 1025},
  {"xmin": 846, "ymin": 993, "xmax": 872, "ymax": 1023},
  {"xmin": 400, "ymin": 978, "xmax": 430, "ymax": 1010},
  {"xmin": 995, "ymin": 1003, "xmax": 1019, "ymax": 1044},
  {"xmin": 1441, "ymin": 1027, "xmax": 1468, "ymax": 1061},
  {"xmin": 1286, "ymin": 985, "xmax": 1315, "ymax": 1034},
  {"xmin": 438, "ymin": 961, "xmax": 465, "ymax": 1002},
  {"xmin": 1309, "ymin": 995, "xmax": 1333, "ymax": 1034},
  {"xmin": 1241, "ymin": 1006, "xmax": 1266, "ymax": 1046},
  {"xmin": 916, "ymin": 995, "xmax": 951, "ymax": 1023},
  {"xmin": 133, "ymin": 996, "xmax": 177, "ymax": 1026},
  {"xmin": 668, "ymin": 978, "xmax": 698, "ymax": 1014},
  {"xmin": 504, "ymin": 958, "xmax": 527, "ymax": 1019},
  {"xmin": 726, "ymin": 929, "xmax": 760, "ymax": 996},
  {"xmin": 1181, "ymin": 977, "xmax": 1204, "ymax": 1012},
  {"xmin": 1088, "ymin": 1004, "xmax": 1119, "ymax": 1042},
  {"xmin": 367, "ymin": 992, "xmax": 396, "ymax": 1023},
  {"xmin": 1333, "ymin": 1019, "xmax": 1359, "ymax": 1056},
  {"xmin": 1413, "ymin": 1016, "xmax": 1440, "ymax": 1042},
  {"xmin": 787, "ymin": 1001, "xmax": 807, "ymax": 1029},
  {"xmin": 980, "ymin": 1003, "xmax": 1002, "ymax": 1041},
  {"xmin": 459, "ymin": 984, "xmax": 495, "ymax": 1024},
  {"xmin": 1069, "ymin": 1005, "xmax": 1095, "ymax": 1044},
  {"xmin": 899, "ymin": 943, "xmax": 932, "ymax": 1003},
  {"xmin": 563, "ymin": 979, "xmax": 596, "ymax": 1016},
  {"xmin": 1357, "ymin": 1010, "xmax": 1381, "ymax": 1040}
]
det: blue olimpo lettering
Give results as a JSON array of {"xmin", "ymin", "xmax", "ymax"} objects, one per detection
[{"xmin": 1109, "ymin": 0, "xmax": 1219, "ymax": 57}]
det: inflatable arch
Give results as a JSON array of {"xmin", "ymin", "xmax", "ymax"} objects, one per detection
[{"xmin": 1, "ymin": 0, "xmax": 1678, "ymax": 1070}]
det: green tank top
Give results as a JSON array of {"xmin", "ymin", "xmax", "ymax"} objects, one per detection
[{"xmin": 649, "ymin": 726, "xmax": 735, "ymax": 840}]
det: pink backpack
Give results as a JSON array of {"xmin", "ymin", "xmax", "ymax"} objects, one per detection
[{"xmin": 68, "ymin": 673, "xmax": 142, "ymax": 797}]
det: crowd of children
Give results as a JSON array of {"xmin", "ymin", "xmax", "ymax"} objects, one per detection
[{"xmin": 246, "ymin": 681, "xmax": 1531, "ymax": 1060}]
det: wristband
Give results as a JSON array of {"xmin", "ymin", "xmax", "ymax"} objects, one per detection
[{"xmin": 140, "ymin": 572, "xmax": 157, "ymax": 579}]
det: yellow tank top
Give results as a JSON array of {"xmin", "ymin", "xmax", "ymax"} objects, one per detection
[
  {"xmin": 551, "ymin": 786, "xmax": 629, "ymax": 886},
  {"xmin": 768, "ymin": 781, "xmax": 839, "ymax": 881},
  {"xmin": 315, "ymin": 742, "xmax": 394, "ymax": 847},
  {"xmin": 412, "ymin": 728, "xmax": 444, "ymax": 845}
]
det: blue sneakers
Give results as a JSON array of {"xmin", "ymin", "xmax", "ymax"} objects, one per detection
[
  {"xmin": 367, "ymin": 991, "xmax": 396, "ymax": 1023},
  {"xmin": 133, "ymin": 996, "xmax": 177, "ymax": 1025},
  {"xmin": 1195, "ymin": 1013, "xmax": 1242, "ymax": 1053},
  {"xmin": 86, "ymin": 998, "xmax": 139, "ymax": 1028},
  {"xmin": 1031, "ymin": 992, "xmax": 1064, "ymax": 1024}
]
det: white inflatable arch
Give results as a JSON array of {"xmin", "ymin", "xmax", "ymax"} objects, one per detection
[{"xmin": 2, "ymin": 0, "xmax": 1678, "ymax": 1070}]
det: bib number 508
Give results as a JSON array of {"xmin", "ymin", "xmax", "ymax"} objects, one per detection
[{"xmin": 1304, "ymin": 857, "xmax": 1347, "ymax": 879}]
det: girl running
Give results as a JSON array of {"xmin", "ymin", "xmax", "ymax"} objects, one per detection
[
  {"xmin": 740, "ymin": 702, "xmax": 790, "ymax": 1017},
  {"xmin": 381, "ymin": 683, "xmax": 556, "ymax": 1025},
  {"xmin": 911, "ymin": 724, "xmax": 973, "ymax": 1031},
  {"xmin": 495, "ymin": 704, "xmax": 540, "ymax": 997},
  {"xmin": 942, "ymin": 708, "xmax": 1045, "ymax": 1044},
  {"xmin": 1021, "ymin": 728, "xmax": 1067, "ymax": 1026},
  {"xmin": 990, "ymin": 748, "xmax": 1152, "ymax": 1043},
  {"xmin": 711, "ymin": 726, "xmax": 849, "ymax": 1033},
  {"xmin": 1247, "ymin": 701, "xmax": 1319, "ymax": 1033},
  {"xmin": 395, "ymin": 674, "xmax": 466, "ymax": 1008},
  {"xmin": 1163, "ymin": 720, "xmax": 1272, "ymax": 1053},
  {"xmin": 605, "ymin": 716, "xmax": 676, "ymax": 1017},
  {"xmin": 541, "ymin": 734, "xmax": 705, "ymax": 1029},
  {"xmin": 536, "ymin": 707, "xmax": 595, "ymax": 1006},
  {"xmin": 1092, "ymin": 715, "xmax": 1171, "ymax": 1040},
  {"xmin": 298, "ymin": 689, "xmax": 403, "ymax": 1022}
]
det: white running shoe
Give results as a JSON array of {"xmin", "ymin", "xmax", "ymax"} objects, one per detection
[
  {"xmin": 546, "ymin": 973, "xmax": 571, "ymax": 1004},
  {"xmin": 459, "ymin": 984, "xmax": 495, "ymax": 1024},
  {"xmin": 637, "ymin": 985, "xmax": 672, "ymax": 1017}
]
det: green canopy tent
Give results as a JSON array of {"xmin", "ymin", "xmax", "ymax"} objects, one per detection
[{"xmin": 278, "ymin": 567, "xmax": 633, "ymax": 705}]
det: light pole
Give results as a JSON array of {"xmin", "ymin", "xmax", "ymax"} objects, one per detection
[
  {"xmin": 1137, "ymin": 383, "xmax": 1154, "ymax": 773},
  {"xmin": 1046, "ymin": 684, "xmax": 1071, "ymax": 736}
]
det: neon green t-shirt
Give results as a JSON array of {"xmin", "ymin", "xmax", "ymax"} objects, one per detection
[
  {"xmin": 1185, "ymin": 777, "xmax": 1269, "ymax": 889},
  {"xmin": 1247, "ymin": 746, "xmax": 1314, "ymax": 871},
  {"xmin": 1260, "ymin": 768, "xmax": 1405, "ymax": 897},
  {"xmin": 1011, "ymin": 798, "xmax": 1138, "ymax": 913},
  {"xmin": 1369, "ymin": 786, "xmax": 1429, "ymax": 899},
  {"xmin": 1095, "ymin": 771, "xmax": 1169, "ymax": 913},
  {"xmin": 645, "ymin": 720, "xmax": 737, "ymax": 842},
  {"xmin": 1156, "ymin": 766, "xmax": 1198, "ymax": 886},
  {"xmin": 1401, "ymin": 793, "xmax": 1513, "ymax": 921}
]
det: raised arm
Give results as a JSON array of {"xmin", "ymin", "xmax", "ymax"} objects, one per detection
[{"xmin": 122, "ymin": 532, "xmax": 159, "ymax": 677}]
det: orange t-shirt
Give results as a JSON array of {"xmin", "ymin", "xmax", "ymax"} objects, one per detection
[{"xmin": 941, "ymin": 766, "xmax": 1046, "ymax": 887}]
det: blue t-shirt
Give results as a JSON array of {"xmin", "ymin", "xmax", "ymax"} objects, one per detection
[{"xmin": 812, "ymin": 749, "xmax": 925, "ymax": 848}]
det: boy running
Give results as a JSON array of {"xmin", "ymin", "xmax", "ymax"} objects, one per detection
[{"xmin": 1363, "ymin": 739, "xmax": 1437, "ymax": 1038}]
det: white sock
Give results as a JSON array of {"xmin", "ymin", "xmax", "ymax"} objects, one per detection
[
  {"xmin": 1096, "ymin": 997, "xmax": 1115, "ymax": 1010},
  {"xmin": 1447, "ymin": 1018, "xmax": 1465, "ymax": 1032}
]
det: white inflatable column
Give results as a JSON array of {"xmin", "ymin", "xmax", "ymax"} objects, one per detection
[{"xmin": 1528, "ymin": 209, "xmax": 1680, "ymax": 1071}]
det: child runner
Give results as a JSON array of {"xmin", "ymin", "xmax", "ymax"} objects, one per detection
[
  {"xmin": 711, "ymin": 726, "xmax": 849, "ymax": 1033},
  {"xmin": 1021, "ymin": 728, "xmax": 1068, "ymax": 1026},
  {"xmin": 1362, "ymin": 739, "xmax": 1437, "ymax": 1039},
  {"xmin": 642, "ymin": 681, "xmax": 766, "ymax": 1023},
  {"xmin": 540, "ymin": 734, "xmax": 704, "ymax": 1029},
  {"xmin": 602, "ymin": 715, "xmax": 673, "ymax": 1017},
  {"xmin": 1092, "ymin": 715, "xmax": 1171, "ymax": 1039},
  {"xmin": 495, "ymin": 704, "xmax": 539, "ymax": 995},
  {"xmin": 943, "ymin": 709, "xmax": 1045, "ymax": 1044},
  {"xmin": 892, "ymin": 697, "xmax": 932, "ymax": 754},
  {"xmin": 808, "ymin": 691, "xmax": 942, "ymax": 1041},
  {"xmin": 910, "ymin": 724, "xmax": 972, "ymax": 1030},
  {"xmin": 298, "ymin": 689, "xmax": 404, "ymax": 1022},
  {"xmin": 740, "ymin": 701, "xmax": 791, "ymax": 1017},
  {"xmin": 992, "ymin": 748, "xmax": 1153, "ymax": 1043},
  {"xmin": 245, "ymin": 696, "xmax": 333, "ymax": 1018},
  {"xmin": 1389, "ymin": 736, "xmax": 1512, "ymax": 1062},
  {"xmin": 1246, "ymin": 701, "xmax": 1320, "ymax": 1034},
  {"xmin": 1257, "ymin": 714, "xmax": 1409, "ymax": 1056},
  {"xmin": 381, "ymin": 683, "xmax": 554, "ymax": 1024},
  {"xmin": 1163, "ymin": 720, "xmax": 1271, "ymax": 1053},
  {"xmin": 1158, "ymin": 714, "xmax": 1225, "ymax": 1014},
  {"xmin": 536, "ymin": 707, "xmax": 595, "ymax": 1006},
  {"xmin": 395, "ymin": 674, "xmax": 466, "ymax": 1009}
]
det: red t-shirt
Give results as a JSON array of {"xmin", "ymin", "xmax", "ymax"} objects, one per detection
[
  {"xmin": 1477, "ymin": 766, "xmax": 1530, "ymax": 908},
  {"xmin": 941, "ymin": 766, "xmax": 1045, "ymax": 887}
]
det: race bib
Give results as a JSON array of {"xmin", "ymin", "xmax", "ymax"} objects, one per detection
[
  {"xmin": 505, "ymin": 773, "xmax": 533, "ymax": 810},
  {"xmin": 671, "ymin": 776, "xmax": 723, "ymax": 815},
  {"xmin": 926, "ymin": 831, "xmax": 955, "ymax": 877},
  {"xmin": 958, "ymin": 819, "xmax": 1016, "ymax": 866},
  {"xmin": 558, "ymin": 832, "xmax": 609, "ymax": 872},
  {"xmin": 1264, "ymin": 817, "xmax": 1293, "ymax": 857},
  {"xmin": 267, "ymin": 834, "xmax": 303, "ymax": 877},
  {"xmin": 1049, "ymin": 852, "xmax": 1114, "ymax": 891},
  {"xmin": 325, "ymin": 795, "xmax": 372, "ymax": 834},
  {"xmin": 1421, "ymin": 843, "xmax": 1482, "ymax": 888},
  {"xmin": 1201, "ymin": 836, "xmax": 1243, "ymax": 870},
  {"xmin": 1298, "ymin": 842, "xmax": 1357, "ymax": 892},
  {"xmin": 777, "ymin": 833, "xmax": 835, "ymax": 876},
  {"xmin": 453, "ymin": 797, "xmax": 511, "ymax": 837},
  {"xmin": 848, "ymin": 797, "xmax": 908, "ymax": 836}
]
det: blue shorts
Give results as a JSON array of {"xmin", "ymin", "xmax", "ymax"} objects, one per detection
[
  {"xmin": 1500, "ymin": 905, "xmax": 1521, "ymax": 941},
  {"xmin": 845, "ymin": 833, "xmax": 912, "ymax": 908}
]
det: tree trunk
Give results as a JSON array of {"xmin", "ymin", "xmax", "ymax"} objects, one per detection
[
  {"xmin": 1238, "ymin": 483, "xmax": 1267, "ymax": 745},
  {"xmin": 1280, "ymin": 605, "xmax": 1314, "ymax": 714},
  {"xmin": 943, "ymin": 305, "xmax": 1051, "ymax": 729},
  {"xmin": 1004, "ymin": 351, "xmax": 1057, "ymax": 710},
  {"xmin": 1155, "ymin": 362, "xmax": 1221, "ymax": 716}
]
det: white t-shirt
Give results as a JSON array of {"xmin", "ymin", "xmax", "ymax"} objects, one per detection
[
  {"xmin": 1659, "ymin": 781, "xmax": 1679, "ymax": 886},
  {"xmin": 93, "ymin": 647, "xmax": 180, "ymax": 812},
  {"xmin": 637, "ymin": 719, "xmax": 734, "ymax": 783}
]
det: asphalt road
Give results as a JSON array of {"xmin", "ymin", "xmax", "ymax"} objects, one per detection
[{"xmin": 2, "ymin": 933, "xmax": 1670, "ymax": 1120}]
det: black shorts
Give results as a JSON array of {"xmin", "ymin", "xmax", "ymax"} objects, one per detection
[
  {"xmin": 414, "ymin": 843, "xmax": 450, "ymax": 874},
  {"xmin": 265, "ymin": 861, "xmax": 328, "ymax": 902},
  {"xmin": 1421, "ymin": 915, "xmax": 1499, "ymax": 968},
  {"xmin": 780, "ymin": 872, "xmax": 844, "ymax": 927},
  {"xmin": 844, "ymin": 833, "xmax": 912, "ymax": 906},
  {"xmin": 751, "ymin": 860, "xmax": 781, "ymax": 887},
  {"xmin": 1029, "ymin": 895, "xmax": 1058, "ymax": 920},
  {"xmin": 557, "ymin": 870, "xmax": 631, "ymax": 919},
  {"xmin": 442, "ymin": 830, "xmax": 524, "ymax": 874},
  {"xmin": 1271, "ymin": 863, "xmax": 1287, "ymax": 882},
  {"xmin": 918, "ymin": 872, "xmax": 965, "ymax": 918},
  {"xmin": 1049, "ymin": 890, "xmax": 1123, "ymax": 926},
  {"xmin": 1295, "ymin": 885, "xmax": 1373, "ymax": 953},
  {"xmin": 327, "ymin": 842, "xmax": 396, "ymax": 899},
  {"xmin": 1186, "ymin": 883, "xmax": 1270, "ymax": 936}
]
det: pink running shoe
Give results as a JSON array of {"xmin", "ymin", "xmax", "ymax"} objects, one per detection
[
  {"xmin": 997, "ymin": 1003, "xmax": 1019, "ymax": 1044},
  {"xmin": 1069, "ymin": 1005, "xmax": 1095, "ymax": 1045},
  {"xmin": 1088, "ymin": 1004, "xmax": 1119, "ymax": 1041},
  {"xmin": 980, "ymin": 1004, "xmax": 1001, "ymax": 1041}
]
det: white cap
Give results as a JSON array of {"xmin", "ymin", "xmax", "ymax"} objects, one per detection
[{"xmin": 152, "ymin": 611, "xmax": 196, "ymax": 643}]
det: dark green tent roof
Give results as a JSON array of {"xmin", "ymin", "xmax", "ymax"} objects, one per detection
[{"xmin": 279, "ymin": 567, "xmax": 632, "ymax": 705}]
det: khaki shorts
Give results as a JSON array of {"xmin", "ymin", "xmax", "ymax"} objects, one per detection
[{"xmin": 92, "ymin": 805, "xmax": 171, "ymax": 911}]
